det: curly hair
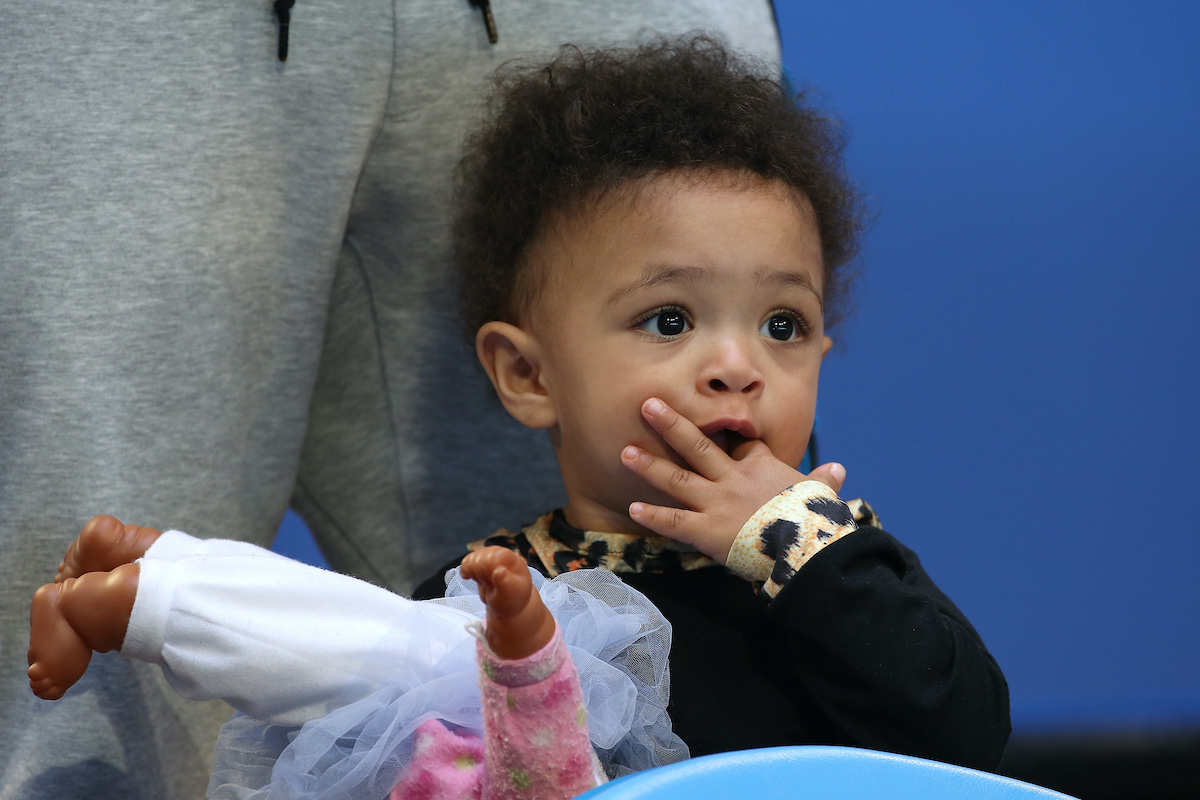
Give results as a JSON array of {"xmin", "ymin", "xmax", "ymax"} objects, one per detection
[{"xmin": 454, "ymin": 34, "xmax": 863, "ymax": 339}]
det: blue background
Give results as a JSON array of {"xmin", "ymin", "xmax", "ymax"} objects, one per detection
[{"xmin": 275, "ymin": 1, "xmax": 1200, "ymax": 736}]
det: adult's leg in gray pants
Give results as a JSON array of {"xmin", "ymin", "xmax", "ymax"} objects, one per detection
[{"xmin": 0, "ymin": 2, "xmax": 779, "ymax": 798}]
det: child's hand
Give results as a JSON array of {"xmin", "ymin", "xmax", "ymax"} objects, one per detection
[{"xmin": 621, "ymin": 397, "xmax": 846, "ymax": 564}]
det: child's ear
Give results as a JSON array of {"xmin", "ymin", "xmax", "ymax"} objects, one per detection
[
  {"xmin": 476, "ymin": 321, "xmax": 557, "ymax": 430},
  {"xmin": 821, "ymin": 335, "xmax": 834, "ymax": 359}
]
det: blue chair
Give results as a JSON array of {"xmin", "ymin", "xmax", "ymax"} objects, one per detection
[{"xmin": 578, "ymin": 746, "xmax": 1077, "ymax": 799}]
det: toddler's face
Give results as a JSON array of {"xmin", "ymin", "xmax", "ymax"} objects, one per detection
[{"xmin": 526, "ymin": 173, "xmax": 830, "ymax": 534}]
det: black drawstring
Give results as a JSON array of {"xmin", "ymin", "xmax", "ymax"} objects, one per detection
[
  {"xmin": 274, "ymin": 0, "xmax": 295, "ymax": 61},
  {"xmin": 272, "ymin": 1, "xmax": 495, "ymax": 62},
  {"xmin": 469, "ymin": 0, "xmax": 498, "ymax": 44}
]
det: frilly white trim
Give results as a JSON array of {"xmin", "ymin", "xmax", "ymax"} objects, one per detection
[{"xmin": 208, "ymin": 567, "xmax": 686, "ymax": 799}]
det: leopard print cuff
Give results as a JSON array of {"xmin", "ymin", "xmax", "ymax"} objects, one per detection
[{"xmin": 725, "ymin": 481, "xmax": 859, "ymax": 599}]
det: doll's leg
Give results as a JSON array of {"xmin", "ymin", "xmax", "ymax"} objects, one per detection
[
  {"xmin": 29, "ymin": 514, "xmax": 157, "ymax": 699},
  {"xmin": 460, "ymin": 547, "xmax": 555, "ymax": 660},
  {"xmin": 462, "ymin": 547, "xmax": 600, "ymax": 800},
  {"xmin": 57, "ymin": 515, "xmax": 162, "ymax": 582},
  {"xmin": 393, "ymin": 549, "xmax": 575, "ymax": 800},
  {"xmin": 28, "ymin": 564, "xmax": 139, "ymax": 701}
]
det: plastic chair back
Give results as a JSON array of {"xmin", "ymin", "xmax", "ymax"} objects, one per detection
[{"xmin": 577, "ymin": 746, "xmax": 1077, "ymax": 799}]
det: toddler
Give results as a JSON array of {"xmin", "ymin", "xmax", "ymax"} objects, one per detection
[{"xmin": 419, "ymin": 33, "xmax": 1011, "ymax": 768}]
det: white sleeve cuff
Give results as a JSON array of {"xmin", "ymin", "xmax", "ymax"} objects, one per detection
[
  {"xmin": 143, "ymin": 529, "xmax": 291, "ymax": 562},
  {"xmin": 140, "ymin": 529, "xmax": 204, "ymax": 562},
  {"xmin": 120, "ymin": 557, "xmax": 178, "ymax": 664}
]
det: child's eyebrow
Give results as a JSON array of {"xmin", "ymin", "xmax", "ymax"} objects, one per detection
[
  {"xmin": 602, "ymin": 264, "xmax": 708, "ymax": 308},
  {"xmin": 603, "ymin": 264, "xmax": 824, "ymax": 309},
  {"xmin": 758, "ymin": 269, "xmax": 824, "ymax": 309}
]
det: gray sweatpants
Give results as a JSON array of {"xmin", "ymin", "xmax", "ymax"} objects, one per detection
[{"xmin": 0, "ymin": 1, "xmax": 779, "ymax": 797}]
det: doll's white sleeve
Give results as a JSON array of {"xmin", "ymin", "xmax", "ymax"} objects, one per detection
[{"xmin": 120, "ymin": 531, "xmax": 476, "ymax": 727}]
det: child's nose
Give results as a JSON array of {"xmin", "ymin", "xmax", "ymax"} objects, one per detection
[{"xmin": 698, "ymin": 336, "xmax": 764, "ymax": 395}]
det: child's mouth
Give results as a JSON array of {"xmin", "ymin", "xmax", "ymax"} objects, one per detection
[{"xmin": 707, "ymin": 429, "xmax": 748, "ymax": 456}]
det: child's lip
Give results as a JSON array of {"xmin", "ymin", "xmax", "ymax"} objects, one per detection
[{"xmin": 699, "ymin": 417, "xmax": 759, "ymax": 440}]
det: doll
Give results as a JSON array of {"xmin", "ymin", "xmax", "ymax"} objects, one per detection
[{"xmin": 29, "ymin": 516, "xmax": 682, "ymax": 799}]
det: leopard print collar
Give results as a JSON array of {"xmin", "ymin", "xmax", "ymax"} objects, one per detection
[
  {"xmin": 469, "ymin": 499, "xmax": 878, "ymax": 579},
  {"xmin": 468, "ymin": 509, "xmax": 716, "ymax": 578}
]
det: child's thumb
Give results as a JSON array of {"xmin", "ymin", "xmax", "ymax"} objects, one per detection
[{"xmin": 806, "ymin": 461, "xmax": 846, "ymax": 495}]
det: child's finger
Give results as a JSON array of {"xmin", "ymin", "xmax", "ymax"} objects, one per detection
[
  {"xmin": 640, "ymin": 397, "xmax": 733, "ymax": 479},
  {"xmin": 805, "ymin": 462, "xmax": 847, "ymax": 494},
  {"xmin": 627, "ymin": 501, "xmax": 706, "ymax": 549},
  {"xmin": 729, "ymin": 436, "xmax": 773, "ymax": 462},
  {"xmin": 622, "ymin": 444, "xmax": 711, "ymax": 506}
]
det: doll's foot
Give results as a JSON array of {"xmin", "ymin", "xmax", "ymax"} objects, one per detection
[
  {"xmin": 28, "ymin": 564, "xmax": 140, "ymax": 700},
  {"xmin": 57, "ymin": 515, "xmax": 161, "ymax": 582},
  {"xmin": 461, "ymin": 546, "xmax": 555, "ymax": 660},
  {"xmin": 28, "ymin": 582, "xmax": 94, "ymax": 700}
]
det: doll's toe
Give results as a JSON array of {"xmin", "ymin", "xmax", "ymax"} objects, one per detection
[{"xmin": 27, "ymin": 663, "xmax": 67, "ymax": 701}]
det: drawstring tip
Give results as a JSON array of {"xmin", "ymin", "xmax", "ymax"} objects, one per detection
[
  {"xmin": 274, "ymin": 0, "xmax": 295, "ymax": 62},
  {"xmin": 470, "ymin": 0, "xmax": 498, "ymax": 44},
  {"xmin": 483, "ymin": 7, "xmax": 498, "ymax": 44}
]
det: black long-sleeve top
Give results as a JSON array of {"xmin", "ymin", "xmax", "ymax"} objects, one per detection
[{"xmin": 414, "ymin": 483, "xmax": 1010, "ymax": 772}]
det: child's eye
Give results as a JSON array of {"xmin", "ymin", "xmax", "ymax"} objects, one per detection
[
  {"xmin": 759, "ymin": 312, "xmax": 808, "ymax": 342},
  {"xmin": 634, "ymin": 307, "xmax": 692, "ymax": 338}
]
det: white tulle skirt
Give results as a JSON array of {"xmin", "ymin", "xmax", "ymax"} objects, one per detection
[{"xmin": 208, "ymin": 567, "xmax": 687, "ymax": 799}]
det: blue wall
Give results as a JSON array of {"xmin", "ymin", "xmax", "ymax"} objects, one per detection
[
  {"xmin": 277, "ymin": 1, "xmax": 1200, "ymax": 735},
  {"xmin": 775, "ymin": 1, "xmax": 1200, "ymax": 732}
]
